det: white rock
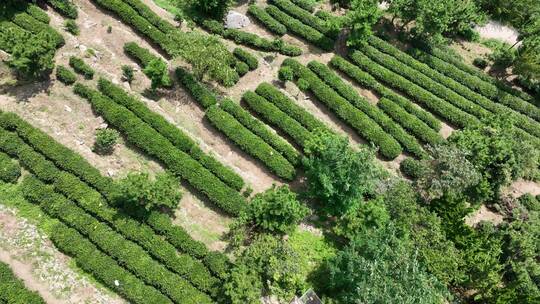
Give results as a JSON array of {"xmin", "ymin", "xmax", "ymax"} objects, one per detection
[
  {"xmin": 107, "ymin": 169, "xmax": 115, "ymax": 177},
  {"xmin": 99, "ymin": 123, "xmax": 108, "ymax": 129},
  {"xmin": 225, "ymin": 11, "xmax": 250, "ymax": 29},
  {"xmin": 75, "ymin": 139, "xmax": 85, "ymax": 145},
  {"xmin": 77, "ymin": 44, "xmax": 87, "ymax": 53},
  {"xmin": 114, "ymin": 280, "xmax": 120, "ymax": 286},
  {"xmin": 64, "ymin": 105, "xmax": 72, "ymax": 112}
]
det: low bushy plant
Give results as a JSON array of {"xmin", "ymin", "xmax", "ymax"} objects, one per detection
[
  {"xmin": 64, "ymin": 19, "xmax": 79, "ymax": 35},
  {"xmin": 93, "ymin": 128, "xmax": 119, "ymax": 154},
  {"xmin": 0, "ymin": 152, "xmax": 20, "ymax": 183},
  {"xmin": 55, "ymin": 65, "xmax": 77, "ymax": 85},
  {"xmin": 69, "ymin": 56, "xmax": 94, "ymax": 79}
]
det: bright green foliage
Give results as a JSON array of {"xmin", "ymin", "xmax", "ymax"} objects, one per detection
[
  {"xmin": 514, "ymin": 35, "xmax": 540, "ymax": 81},
  {"xmin": 47, "ymin": 0, "xmax": 78, "ymax": 19},
  {"xmin": 0, "ymin": 152, "xmax": 20, "ymax": 183},
  {"xmin": 223, "ymin": 264, "xmax": 262, "ymax": 304},
  {"xmin": 93, "ymin": 128, "xmax": 119, "ymax": 154},
  {"xmin": 343, "ymin": 0, "xmax": 382, "ymax": 47},
  {"xmin": 113, "ymin": 171, "xmax": 182, "ymax": 211},
  {"xmin": 144, "ymin": 58, "xmax": 172, "ymax": 90},
  {"xmin": 234, "ymin": 60, "xmax": 249, "ymax": 76},
  {"xmin": 122, "ymin": 65, "xmax": 134, "ymax": 83},
  {"xmin": 303, "ymin": 129, "xmax": 383, "ymax": 215},
  {"xmin": 64, "ymin": 19, "xmax": 79, "ymax": 35},
  {"xmin": 243, "ymin": 185, "xmax": 309, "ymax": 235},
  {"xmin": 69, "ymin": 56, "xmax": 94, "ymax": 79},
  {"xmin": 233, "ymin": 48, "xmax": 258, "ymax": 70},
  {"xmin": 247, "ymin": 5, "xmax": 287, "ymax": 36},
  {"xmin": 321, "ymin": 224, "xmax": 449, "ymax": 304},
  {"xmin": 476, "ymin": 0, "xmax": 539, "ymax": 30},
  {"xmin": 55, "ymin": 65, "xmax": 77, "ymax": 85},
  {"xmin": 278, "ymin": 66, "xmax": 294, "ymax": 82},
  {"xmin": 6, "ymin": 30, "xmax": 56, "ymax": 79},
  {"xmin": 334, "ymin": 197, "xmax": 390, "ymax": 240},
  {"xmin": 399, "ymin": 157, "xmax": 427, "ymax": 179},
  {"xmin": 0, "ymin": 261, "xmax": 45, "ymax": 303}
]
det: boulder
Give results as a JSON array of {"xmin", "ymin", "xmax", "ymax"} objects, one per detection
[{"xmin": 225, "ymin": 11, "xmax": 250, "ymax": 29}]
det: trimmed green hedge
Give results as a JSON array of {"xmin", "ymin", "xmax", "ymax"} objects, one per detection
[
  {"xmin": 369, "ymin": 37, "xmax": 540, "ymax": 138},
  {"xmin": 69, "ymin": 56, "xmax": 94, "ymax": 79},
  {"xmin": 220, "ymin": 98, "xmax": 300, "ymax": 165},
  {"xmin": 361, "ymin": 44, "xmax": 491, "ymax": 120},
  {"xmin": 308, "ymin": 61, "xmax": 427, "ymax": 158},
  {"xmin": 377, "ymin": 98, "xmax": 444, "ymax": 146},
  {"xmin": 0, "ymin": 261, "xmax": 45, "ymax": 304},
  {"xmin": 26, "ymin": 4, "xmax": 50, "ymax": 24},
  {"xmin": 270, "ymin": 0, "xmax": 336, "ymax": 38},
  {"xmin": 46, "ymin": 0, "xmax": 78, "ymax": 19},
  {"xmin": 200, "ymin": 19, "xmax": 301, "ymax": 56},
  {"xmin": 247, "ymin": 5, "xmax": 287, "ymax": 36},
  {"xmin": 121, "ymin": 0, "xmax": 177, "ymax": 34},
  {"xmin": 427, "ymin": 47, "xmax": 536, "ymax": 104},
  {"xmin": 265, "ymin": 5, "xmax": 334, "ymax": 51},
  {"xmin": 235, "ymin": 60, "xmax": 249, "ymax": 76},
  {"xmin": 242, "ymin": 91, "xmax": 312, "ymax": 148},
  {"xmin": 0, "ymin": 22, "xmax": 27, "ymax": 53},
  {"xmin": 97, "ymin": 78, "xmax": 244, "ymax": 191},
  {"xmin": 255, "ymin": 82, "xmax": 329, "ymax": 132},
  {"xmin": 56, "ymin": 65, "xmax": 77, "ymax": 85},
  {"xmin": 412, "ymin": 48, "xmax": 540, "ymax": 123},
  {"xmin": 22, "ymin": 177, "xmax": 213, "ymax": 304},
  {"xmin": 290, "ymin": 0, "xmax": 317, "ymax": 12},
  {"xmin": 0, "ymin": 151, "xmax": 21, "ymax": 183},
  {"xmin": 0, "ymin": 128, "xmax": 219, "ymax": 295},
  {"xmin": 206, "ymin": 105, "xmax": 296, "ymax": 180},
  {"xmin": 399, "ymin": 157, "xmax": 426, "ymax": 180},
  {"xmin": 10, "ymin": 12, "xmax": 64, "ymax": 47},
  {"xmin": 329, "ymin": 55, "xmax": 441, "ymax": 131},
  {"xmin": 283, "ymin": 58, "xmax": 403, "ymax": 159},
  {"xmin": 175, "ymin": 67, "xmax": 218, "ymax": 109},
  {"xmin": 123, "ymin": 41, "xmax": 157, "ymax": 67},
  {"xmin": 74, "ymin": 84, "xmax": 246, "ymax": 216},
  {"xmin": 348, "ymin": 51, "xmax": 479, "ymax": 129},
  {"xmin": 233, "ymin": 48, "xmax": 258, "ymax": 70}
]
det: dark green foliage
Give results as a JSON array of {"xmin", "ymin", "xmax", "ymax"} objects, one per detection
[
  {"xmin": 283, "ymin": 58, "xmax": 403, "ymax": 159},
  {"xmin": 278, "ymin": 66, "xmax": 294, "ymax": 82},
  {"xmin": 0, "ymin": 152, "xmax": 20, "ymax": 183},
  {"xmin": 123, "ymin": 41, "xmax": 156, "ymax": 66},
  {"xmin": 348, "ymin": 51, "xmax": 479, "ymax": 129},
  {"xmin": 93, "ymin": 128, "xmax": 119, "ymax": 154},
  {"xmin": 303, "ymin": 129, "xmax": 383, "ymax": 215},
  {"xmin": 113, "ymin": 172, "xmax": 182, "ymax": 211},
  {"xmin": 22, "ymin": 177, "xmax": 213, "ymax": 304},
  {"xmin": 255, "ymin": 83, "xmax": 330, "ymax": 132},
  {"xmin": 7, "ymin": 30, "xmax": 56, "ymax": 79},
  {"xmin": 329, "ymin": 55, "xmax": 442, "ymax": 131},
  {"xmin": 64, "ymin": 19, "xmax": 79, "ymax": 35},
  {"xmin": 234, "ymin": 60, "xmax": 249, "ymax": 76},
  {"xmin": 270, "ymin": 0, "xmax": 337, "ymax": 39},
  {"xmin": 247, "ymin": 5, "xmax": 287, "ymax": 36},
  {"xmin": 342, "ymin": 0, "xmax": 382, "ymax": 48},
  {"xmin": 220, "ymin": 98, "xmax": 300, "ymax": 165},
  {"xmin": 223, "ymin": 264, "xmax": 262, "ymax": 304},
  {"xmin": 265, "ymin": 5, "xmax": 334, "ymax": 51},
  {"xmin": 290, "ymin": 0, "xmax": 317, "ymax": 12},
  {"xmin": 97, "ymin": 78, "xmax": 244, "ymax": 191},
  {"xmin": 26, "ymin": 4, "xmax": 50, "ymax": 24},
  {"xmin": 190, "ymin": 0, "xmax": 233, "ymax": 19},
  {"xmin": 200, "ymin": 19, "xmax": 302, "ymax": 56},
  {"xmin": 121, "ymin": 65, "xmax": 134, "ymax": 83},
  {"xmin": 233, "ymin": 48, "xmax": 258, "ymax": 70},
  {"xmin": 74, "ymin": 83, "xmax": 247, "ymax": 215},
  {"xmin": 399, "ymin": 157, "xmax": 427, "ymax": 179},
  {"xmin": 473, "ymin": 57, "xmax": 488, "ymax": 69},
  {"xmin": 10, "ymin": 12, "xmax": 64, "ymax": 47},
  {"xmin": 175, "ymin": 67, "xmax": 217, "ymax": 109},
  {"xmin": 0, "ymin": 262, "xmax": 46, "ymax": 303},
  {"xmin": 308, "ymin": 60, "xmax": 427, "ymax": 158},
  {"xmin": 242, "ymin": 91, "xmax": 312, "ymax": 148},
  {"xmin": 122, "ymin": 0, "xmax": 177, "ymax": 33},
  {"xmin": 47, "ymin": 0, "xmax": 78, "ymax": 19},
  {"xmin": 205, "ymin": 105, "xmax": 296, "ymax": 180},
  {"xmin": 55, "ymin": 65, "xmax": 77, "ymax": 85},
  {"xmin": 333, "ymin": 197, "xmax": 390, "ymax": 240},
  {"xmin": 144, "ymin": 58, "xmax": 172, "ymax": 90},
  {"xmin": 69, "ymin": 56, "xmax": 94, "ymax": 79}
]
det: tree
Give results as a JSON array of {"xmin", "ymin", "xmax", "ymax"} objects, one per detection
[
  {"xmin": 513, "ymin": 34, "xmax": 540, "ymax": 80},
  {"xmin": 113, "ymin": 172, "xmax": 182, "ymax": 211},
  {"xmin": 189, "ymin": 0, "xmax": 233, "ymax": 19},
  {"xmin": 223, "ymin": 264, "xmax": 262, "ymax": 304},
  {"xmin": 321, "ymin": 223, "xmax": 450, "ymax": 304},
  {"xmin": 5, "ymin": 30, "xmax": 56, "ymax": 79},
  {"xmin": 343, "ymin": 0, "xmax": 382, "ymax": 48},
  {"xmin": 302, "ymin": 129, "xmax": 384, "ymax": 216},
  {"xmin": 143, "ymin": 58, "xmax": 171, "ymax": 91},
  {"xmin": 334, "ymin": 197, "xmax": 390, "ymax": 240},
  {"xmin": 93, "ymin": 128, "xmax": 119, "ymax": 154}
]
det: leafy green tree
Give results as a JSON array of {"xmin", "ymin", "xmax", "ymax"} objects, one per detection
[
  {"xmin": 302, "ymin": 129, "xmax": 383, "ymax": 216},
  {"xmin": 513, "ymin": 34, "xmax": 540, "ymax": 80},
  {"xmin": 6, "ymin": 30, "xmax": 56, "ymax": 79},
  {"xmin": 334, "ymin": 197, "xmax": 390, "ymax": 240},
  {"xmin": 321, "ymin": 223, "xmax": 450, "ymax": 304},
  {"xmin": 143, "ymin": 58, "xmax": 171, "ymax": 90},
  {"xmin": 189, "ymin": 0, "xmax": 233, "ymax": 19},
  {"xmin": 342, "ymin": 0, "xmax": 382, "ymax": 48},
  {"xmin": 113, "ymin": 172, "xmax": 182, "ymax": 211},
  {"xmin": 223, "ymin": 264, "xmax": 262, "ymax": 304}
]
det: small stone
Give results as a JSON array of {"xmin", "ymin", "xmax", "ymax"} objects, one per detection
[
  {"xmin": 225, "ymin": 11, "xmax": 251, "ymax": 29},
  {"xmin": 64, "ymin": 105, "xmax": 72, "ymax": 112},
  {"xmin": 107, "ymin": 169, "xmax": 115, "ymax": 177},
  {"xmin": 99, "ymin": 123, "xmax": 108, "ymax": 129},
  {"xmin": 75, "ymin": 139, "xmax": 85, "ymax": 145},
  {"xmin": 114, "ymin": 280, "xmax": 120, "ymax": 286},
  {"xmin": 77, "ymin": 44, "xmax": 87, "ymax": 53}
]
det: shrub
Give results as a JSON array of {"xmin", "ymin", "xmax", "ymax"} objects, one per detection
[
  {"xmin": 283, "ymin": 58, "xmax": 403, "ymax": 160},
  {"xmin": 308, "ymin": 60, "xmax": 427, "ymax": 158},
  {"xmin": 97, "ymin": 78, "xmax": 244, "ymax": 191},
  {"xmin": 247, "ymin": 5, "xmax": 287, "ymax": 36},
  {"xmin": 122, "ymin": 65, "xmax": 134, "ymax": 83},
  {"xmin": 175, "ymin": 67, "xmax": 218, "ymax": 109},
  {"xmin": 473, "ymin": 57, "xmax": 488, "ymax": 69},
  {"xmin": 0, "ymin": 152, "xmax": 20, "ymax": 183},
  {"xmin": 26, "ymin": 4, "xmax": 50, "ymax": 24},
  {"xmin": 243, "ymin": 91, "xmax": 312, "ymax": 147},
  {"xmin": 265, "ymin": 5, "xmax": 334, "ymax": 51},
  {"xmin": 0, "ymin": 261, "xmax": 45, "ymax": 304},
  {"xmin": 329, "ymin": 55, "xmax": 442, "ymax": 131},
  {"xmin": 64, "ymin": 19, "xmax": 79, "ymax": 35},
  {"xmin": 205, "ymin": 105, "xmax": 296, "ymax": 180},
  {"xmin": 348, "ymin": 51, "xmax": 479, "ymax": 129},
  {"xmin": 290, "ymin": 0, "xmax": 317, "ymax": 12},
  {"xmin": 278, "ymin": 66, "xmax": 294, "ymax": 82},
  {"xmin": 234, "ymin": 60, "xmax": 249, "ymax": 76},
  {"xmin": 7, "ymin": 30, "xmax": 57, "ymax": 79},
  {"xmin": 69, "ymin": 56, "xmax": 94, "ymax": 79},
  {"xmin": 220, "ymin": 99, "xmax": 300, "ymax": 165},
  {"xmin": 399, "ymin": 157, "xmax": 427, "ymax": 179},
  {"xmin": 121, "ymin": 0, "xmax": 177, "ymax": 34},
  {"xmin": 107, "ymin": 25, "xmax": 112, "ymax": 33},
  {"xmin": 74, "ymin": 83, "xmax": 247, "ymax": 215},
  {"xmin": 55, "ymin": 65, "xmax": 77, "ymax": 85},
  {"xmin": 10, "ymin": 12, "xmax": 64, "ymax": 47},
  {"xmin": 144, "ymin": 58, "xmax": 172, "ymax": 90},
  {"xmin": 270, "ymin": 0, "xmax": 336, "ymax": 38},
  {"xmin": 255, "ymin": 83, "xmax": 330, "ymax": 132},
  {"xmin": 233, "ymin": 48, "xmax": 258, "ymax": 70},
  {"xmin": 296, "ymin": 78, "xmax": 310, "ymax": 90},
  {"xmin": 93, "ymin": 128, "xmax": 119, "ymax": 154},
  {"xmin": 47, "ymin": 0, "xmax": 78, "ymax": 19},
  {"xmin": 123, "ymin": 41, "xmax": 156, "ymax": 66}
]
